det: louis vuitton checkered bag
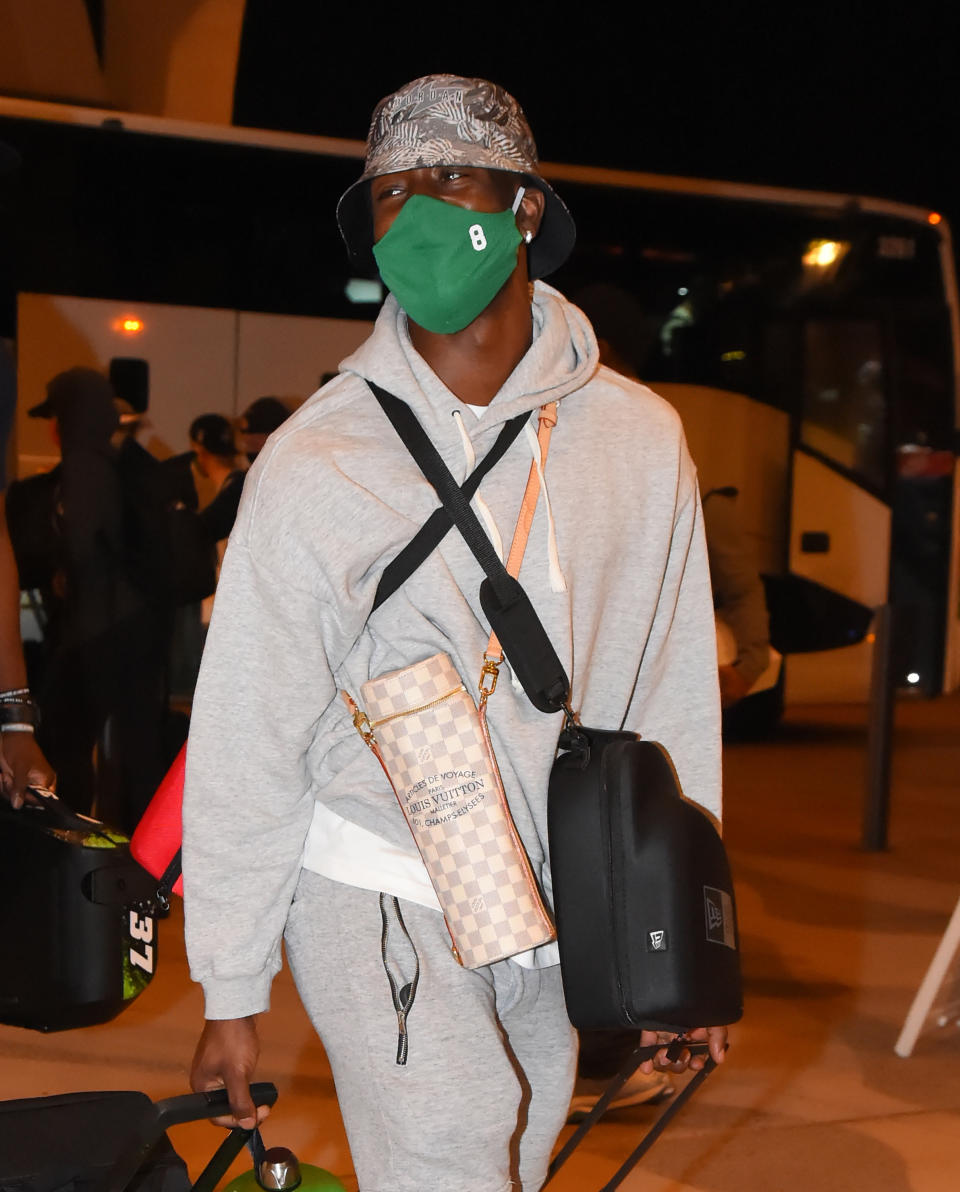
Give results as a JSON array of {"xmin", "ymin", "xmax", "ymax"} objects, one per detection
[{"xmin": 348, "ymin": 651, "xmax": 555, "ymax": 969}]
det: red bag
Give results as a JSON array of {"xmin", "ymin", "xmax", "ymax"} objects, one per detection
[{"xmin": 130, "ymin": 744, "xmax": 185, "ymax": 897}]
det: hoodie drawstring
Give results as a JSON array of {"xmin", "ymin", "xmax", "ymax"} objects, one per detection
[
  {"xmin": 452, "ymin": 410, "xmax": 506, "ymax": 562},
  {"xmin": 452, "ymin": 405, "xmax": 565, "ymax": 592}
]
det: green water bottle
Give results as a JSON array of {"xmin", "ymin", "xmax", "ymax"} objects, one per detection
[{"xmin": 223, "ymin": 1144, "xmax": 348, "ymax": 1191}]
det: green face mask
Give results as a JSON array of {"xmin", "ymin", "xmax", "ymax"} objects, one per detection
[{"xmin": 372, "ymin": 190, "xmax": 524, "ymax": 334}]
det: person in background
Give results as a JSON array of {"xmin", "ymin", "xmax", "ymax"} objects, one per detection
[
  {"xmin": 21, "ymin": 368, "xmax": 166, "ymax": 828},
  {"xmin": 183, "ymin": 74, "xmax": 726, "ymax": 1192},
  {"xmin": 237, "ymin": 397, "xmax": 290, "ymax": 464},
  {"xmin": 0, "ymin": 339, "xmax": 55, "ymax": 807},
  {"xmin": 178, "ymin": 414, "xmax": 246, "ymax": 687},
  {"xmin": 574, "ymin": 282, "xmax": 771, "ymax": 714},
  {"xmin": 702, "ymin": 485, "xmax": 772, "ymax": 710},
  {"xmin": 573, "ymin": 281, "xmax": 656, "ymax": 381},
  {"xmin": 189, "ymin": 414, "xmax": 246, "ymax": 546},
  {"xmin": 160, "ymin": 418, "xmax": 244, "ymax": 707}
]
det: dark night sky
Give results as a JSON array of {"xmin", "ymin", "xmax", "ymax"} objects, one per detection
[{"xmin": 234, "ymin": 3, "xmax": 957, "ymax": 225}]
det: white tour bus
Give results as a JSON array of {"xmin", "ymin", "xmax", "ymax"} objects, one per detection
[{"xmin": 1, "ymin": 96, "xmax": 958, "ymax": 707}]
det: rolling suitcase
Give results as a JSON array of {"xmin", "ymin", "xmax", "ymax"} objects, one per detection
[
  {"xmin": 0, "ymin": 788, "xmax": 164, "ymax": 1031},
  {"xmin": 0, "ymin": 1083, "xmax": 278, "ymax": 1192}
]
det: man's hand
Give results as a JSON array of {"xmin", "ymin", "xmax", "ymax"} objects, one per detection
[
  {"xmin": 0, "ymin": 734, "xmax": 55, "ymax": 809},
  {"xmin": 718, "ymin": 664, "xmax": 751, "ymax": 709},
  {"xmin": 190, "ymin": 1016, "xmax": 271, "ymax": 1129},
  {"xmin": 638, "ymin": 1025, "xmax": 728, "ymax": 1074}
]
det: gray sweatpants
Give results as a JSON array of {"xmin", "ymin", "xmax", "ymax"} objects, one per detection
[{"xmin": 284, "ymin": 870, "xmax": 577, "ymax": 1192}]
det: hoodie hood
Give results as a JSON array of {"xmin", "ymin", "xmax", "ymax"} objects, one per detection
[{"xmin": 338, "ymin": 281, "xmax": 598, "ymax": 450}]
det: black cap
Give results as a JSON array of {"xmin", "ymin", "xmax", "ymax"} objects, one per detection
[{"xmin": 29, "ymin": 368, "xmax": 120, "ymax": 442}]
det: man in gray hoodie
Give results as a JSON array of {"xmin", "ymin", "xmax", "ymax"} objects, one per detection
[{"xmin": 184, "ymin": 75, "xmax": 726, "ymax": 1191}]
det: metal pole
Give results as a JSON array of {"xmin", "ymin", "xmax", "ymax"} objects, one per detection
[{"xmin": 862, "ymin": 603, "xmax": 895, "ymax": 851}]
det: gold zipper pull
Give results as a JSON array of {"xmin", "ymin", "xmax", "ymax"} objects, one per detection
[
  {"xmin": 343, "ymin": 690, "xmax": 375, "ymax": 745},
  {"xmin": 354, "ymin": 706, "xmax": 375, "ymax": 745}
]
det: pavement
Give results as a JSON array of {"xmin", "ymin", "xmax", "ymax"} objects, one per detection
[{"xmin": 2, "ymin": 694, "xmax": 959, "ymax": 1190}]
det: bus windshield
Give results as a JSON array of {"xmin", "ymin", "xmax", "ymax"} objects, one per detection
[{"xmin": 551, "ymin": 185, "xmax": 954, "ymax": 494}]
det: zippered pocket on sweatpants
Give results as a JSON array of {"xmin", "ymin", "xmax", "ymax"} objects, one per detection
[{"xmin": 379, "ymin": 892, "xmax": 420, "ymax": 1065}]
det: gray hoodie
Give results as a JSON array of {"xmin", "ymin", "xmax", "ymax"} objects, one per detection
[{"xmin": 183, "ymin": 282, "xmax": 721, "ymax": 1019}]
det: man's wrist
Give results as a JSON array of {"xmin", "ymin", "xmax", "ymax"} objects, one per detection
[{"xmin": 0, "ymin": 690, "xmax": 39, "ymax": 731}]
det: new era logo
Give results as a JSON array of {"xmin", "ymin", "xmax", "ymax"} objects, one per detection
[
  {"xmin": 647, "ymin": 929, "xmax": 668, "ymax": 952},
  {"xmin": 704, "ymin": 886, "xmax": 737, "ymax": 949}
]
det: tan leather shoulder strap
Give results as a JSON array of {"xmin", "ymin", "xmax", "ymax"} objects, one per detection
[{"xmin": 485, "ymin": 401, "xmax": 558, "ymax": 664}]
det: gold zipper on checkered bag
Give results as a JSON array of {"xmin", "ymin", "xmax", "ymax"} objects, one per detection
[{"xmin": 348, "ymin": 685, "xmax": 465, "ymax": 743}]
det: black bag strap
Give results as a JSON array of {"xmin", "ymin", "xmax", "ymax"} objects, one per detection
[
  {"xmin": 20, "ymin": 785, "xmax": 116, "ymax": 840},
  {"xmin": 369, "ymin": 382, "xmax": 514, "ymax": 603},
  {"xmin": 153, "ymin": 847, "xmax": 182, "ymax": 914},
  {"xmin": 544, "ymin": 1042, "xmax": 715, "ymax": 1191},
  {"xmin": 373, "ymin": 406, "xmax": 529, "ymax": 611},
  {"xmin": 368, "ymin": 381, "xmax": 570, "ymax": 714}
]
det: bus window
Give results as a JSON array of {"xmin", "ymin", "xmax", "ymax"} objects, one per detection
[
  {"xmin": 801, "ymin": 320, "xmax": 886, "ymax": 491},
  {"xmin": 1, "ymin": 101, "xmax": 956, "ymax": 696}
]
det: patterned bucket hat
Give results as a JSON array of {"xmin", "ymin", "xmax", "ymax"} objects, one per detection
[{"xmin": 336, "ymin": 74, "xmax": 576, "ymax": 280}]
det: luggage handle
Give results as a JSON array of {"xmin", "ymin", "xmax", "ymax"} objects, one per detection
[
  {"xmin": 20, "ymin": 785, "xmax": 117, "ymax": 840},
  {"xmin": 153, "ymin": 1083, "xmax": 278, "ymax": 1130},
  {"xmin": 95, "ymin": 1082, "xmax": 278, "ymax": 1192},
  {"xmin": 544, "ymin": 1042, "xmax": 717, "ymax": 1191}
]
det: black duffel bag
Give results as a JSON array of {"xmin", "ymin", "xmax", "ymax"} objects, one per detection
[
  {"xmin": 0, "ymin": 1084, "xmax": 278, "ymax": 1192},
  {"xmin": 549, "ymin": 725, "xmax": 741, "ymax": 1031},
  {"xmin": 0, "ymin": 789, "xmax": 165, "ymax": 1032}
]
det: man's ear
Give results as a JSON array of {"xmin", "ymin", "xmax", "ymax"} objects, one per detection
[{"xmin": 518, "ymin": 186, "xmax": 546, "ymax": 240}]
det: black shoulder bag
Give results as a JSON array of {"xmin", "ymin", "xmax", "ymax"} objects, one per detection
[{"xmin": 368, "ymin": 381, "xmax": 743, "ymax": 1035}]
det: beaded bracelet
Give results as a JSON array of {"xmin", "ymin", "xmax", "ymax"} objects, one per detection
[{"xmin": 0, "ymin": 687, "xmax": 32, "ymax": 703}]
